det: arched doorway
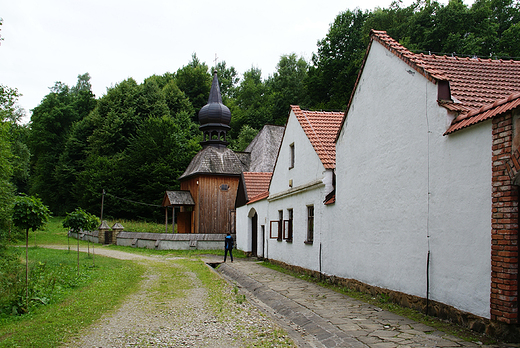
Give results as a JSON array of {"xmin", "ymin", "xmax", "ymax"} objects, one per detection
[{"xmin": 248, "ymin": 208, "xmax": 258, "ymax": 257}]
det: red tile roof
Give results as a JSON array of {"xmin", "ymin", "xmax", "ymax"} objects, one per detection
[
  {"xmin": 248, "ymin": 190, "xmax": 269, "ymax": 204},
  {"xmin": 324, "ymin": 194, "xmax": 335, "ymax": 205},
  {"xmin": 369, "ymin": 30, "xmax": 520, "ymax": 135},
  {"xmin": 243, "ymin": 172, "xmax": 272, "ymax": 201},
  {"xmin": 447, "ymin": 93, "xmax": 520, "ymax": 134},
  {"xmin": 291, "ymin": 105, "xmax": 344, "ymax": 169}
]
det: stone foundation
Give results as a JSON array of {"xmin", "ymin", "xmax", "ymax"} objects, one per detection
[{"xmin": 268, "ymin": 259, "xmax": 520, "ymax": 342}]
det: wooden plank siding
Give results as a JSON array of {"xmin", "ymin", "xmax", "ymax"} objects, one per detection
[{"xmin": 180, "ymin": 174, "xmax": 240, "ymax": 234}]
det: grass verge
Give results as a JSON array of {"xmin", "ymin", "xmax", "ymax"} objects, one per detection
[
  {"xmin": 0, "ymin": 247, "xmax": 145, "ymax": 348},
  {"xmin": 104, "ymin": 219, "xmax": 170, "ymax": 234}
]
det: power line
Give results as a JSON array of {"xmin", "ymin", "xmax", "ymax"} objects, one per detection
[{"xmin": 104, "ymin": 191, "xmax": 163, "ymax": 208}]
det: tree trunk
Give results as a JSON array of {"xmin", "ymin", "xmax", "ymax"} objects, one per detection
[{"xmin": 25, "ymin": 228, "xmax": 29, "ymax": 311}]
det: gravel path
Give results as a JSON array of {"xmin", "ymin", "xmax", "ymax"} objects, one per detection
[{"xmin": 45, "ymin": 246, "xmax": 295, "ymax": 348}]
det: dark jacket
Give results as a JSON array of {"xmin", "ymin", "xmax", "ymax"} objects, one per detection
[{"xmin": 225, "ymin": 235, "xmax": 234, "ymax": 250}]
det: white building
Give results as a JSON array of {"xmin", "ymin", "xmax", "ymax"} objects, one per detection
[
  {"xmin": 330, "ymin": 31, "xmax": 520, "ymax": 330},
  {"xmin": 236, "ymin": 30, "xmax": 520, "ymax": 337},
  {"xmin": 237, "ymin": 105, "xmax": 343, "ymax": 270}
]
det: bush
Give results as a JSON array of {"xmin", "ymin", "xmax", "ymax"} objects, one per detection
[
  {"xmin": 0, "ymin": 248, "xmax": 25, "ymax": 316},
  {"xmin": 0, "ymin": 247, "xmax": 91, "ymax": 317}
]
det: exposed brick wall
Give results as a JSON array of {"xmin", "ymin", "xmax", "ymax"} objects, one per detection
[{"xmin": 492, "ymin": 112, "xmax": 519, "ymax": 324}]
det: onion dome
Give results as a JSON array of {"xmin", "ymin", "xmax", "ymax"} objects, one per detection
[
  {"xmin": 199, "ymin": 70, "xmax": 231, "ymax": 147},
  {"xmin": 199, "ymin": 71, "xmax": 231, "ymax": 126}
]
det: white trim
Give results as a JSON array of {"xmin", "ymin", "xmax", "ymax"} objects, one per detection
[{"xmin": 268, "ymin": 179, "xmax": 324, "ymax": 202}]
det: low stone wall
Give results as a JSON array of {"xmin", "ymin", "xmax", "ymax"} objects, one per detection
[
  {"xmin": 268, "ymin": 258, "xmax": 520, "ymax": 342},
  {"xmin": 68, "ymin": 222, "xmax": 232, "ymax": 251},
  {"xmin": 68, "ymin": 230, "xmax": 99, "ymax": 244},
  {"xmin": 116, "ymin": 232, "xmax": 231, "ymax": 250}
]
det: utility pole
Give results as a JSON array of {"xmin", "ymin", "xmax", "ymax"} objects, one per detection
[{"xmin": 100, "ymin": 189, "xmax": 105, "ymax": 222}]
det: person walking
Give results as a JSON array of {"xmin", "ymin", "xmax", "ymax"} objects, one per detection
[{"xmin": 224, "ymin": 233, "xmax": 234, "ymax": 262}]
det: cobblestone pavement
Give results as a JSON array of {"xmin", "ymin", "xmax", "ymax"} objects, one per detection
[{"xmin": 216, "ymin": 258, "xmax": 506, "ymax": 348}]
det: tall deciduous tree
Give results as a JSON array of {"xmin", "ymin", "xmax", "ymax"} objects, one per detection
[
  {"xmin": 115, "ymin": 114, "xmax": 201, "ymax": 220},
  {"xmin": 63, "ymin": 207, "xmax": 99, "ymax": 272},
  {"xmin": 0, "ymin": 121, "xmax": 13, "ymax": 237},
  {"xmin": 230, "ymin": 67, "xmax": 270, "ymax": 137},
  {"xmin": 175, "ymin": 54, "xmax": 212, "ymax": 118},
  {"xmin": 267, "ymin": 54, "xmax": 309, "ymax": 125},
  {"xmin": 307, "ymin": 8, "xmax": 369, "ymax": 110},
  {"xmin": 29, "ymin": 74, "xmax": 96, "ymax": 214},
  {"xmin": 72, "ymin": 74, "xmax": 201, "ymax": 219},
  {"xmin": 212, "ymin": 61, "xmax": 240, "ymax": 101},
  {"xmin": 0, "ymin": 85, "xmax": 26, "ymax": 238},
  {"xmin": 230, "ymin": 125, "xmax": 259, "ymax": 152},
  {"xmin": 12, "ymin": 194, "xmax": 50, "ymax": 310},
  {"xmin": 162, "ymin": 79, "xmax": 195, "ymax": 117}
]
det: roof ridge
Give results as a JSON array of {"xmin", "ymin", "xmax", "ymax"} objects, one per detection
[
  {"xmin": 370, "ymin": 30, "xmax": 520, "ymax": 136},
  {"xmin": 370, "ymin": 30, "xmax": 449, "ymax": 82},
  {"xmin": 445, "ymin": 92, "xmax": 520, "ymax": 134},
  {"xmin": 468, "ymin": 92, "xmax": 520, "ymax": 118}
]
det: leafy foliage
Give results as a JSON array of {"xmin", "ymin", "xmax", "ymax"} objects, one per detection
[
  {"xmin": 175, "ymin": 54, "xmax": 212, "ymax": 117},
  {"xmin": 0, "ymin": 122, "xmax": 14, "ymax": 237},
  {"xmin": 28, "ymin": 75, "xmax": 96, "ymax": 215},
  {"xmin": 0, "ymin": 247, "xmax": 92, "ymax": 317},
  {"xmin": 0, "ymin": 85, "xmax": 27, "ymax": 239},
  {"xmin": 0, "ymin": 85, "xmax": 25, "ymax": 123},
  {"xmin": 307, "ymin": 8, "xmax": 369, "ymax": 110},
  {"xmin": 267, "ymin": 54, "xmax": 310, "ymax": 124},
  {"xmin": 12, "ymin": 195, "xmax": 51, "ymax": 233},
  {"xmin": 0, "ymin": 248, "xmax": 25, "ymax": 316},
  {"xmin": 62, "ymin": 207, "xmax": 99, "ymax": 233},
  {"xmin": 21, "ymin": 0, "xmax": 520, "ymax": 221},
  {"xmin": 230, "ymin": 67, "xmax": 271, "ymax": 137},
  {"xmin": 67, "ymin": 74, "xmax": 201, "ymax": 219},
  {"xmin": 230, "ymin": 125, "xmax": 259, "ymax": 152}
]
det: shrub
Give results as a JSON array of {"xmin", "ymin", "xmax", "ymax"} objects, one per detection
[{"xmin": 0, "ymin": 248, "xmax": 25, "ymax": 316}]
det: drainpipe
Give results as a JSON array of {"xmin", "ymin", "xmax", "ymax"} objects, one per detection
[
  {"xmin": 319, "ymin": 242, "xmax": 323, "ymax": 281},
  {"xmin": 426, "ymin": 250, "xmax": 430, "ymax": 315},
  {"xmin": 425, "ymin": 79, "xmax": 432, "ymax": 316}
]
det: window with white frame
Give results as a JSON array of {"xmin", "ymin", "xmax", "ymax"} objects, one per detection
[
  {"xmin": 284, "ymin": 208, "xmax": 293, "ymax": 242},
  {"xmin": 278, "ymin": 210, "xmax": 283, "ymax": 241}
]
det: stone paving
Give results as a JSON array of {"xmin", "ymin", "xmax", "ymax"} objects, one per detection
[{"xmin": 215, "ymin": 259, "xmax": 504, "ymax": 348}]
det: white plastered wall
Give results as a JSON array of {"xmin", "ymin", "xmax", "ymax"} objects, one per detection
[
  {"xmin": 331, "ymin": 40, "xmax": 492, "ymax": 318},
  {"xmin": 265, "ymin": 110, "xmax": 333, "ymax": 271},
  {"xmin": 236, "ymin": 198, "xmax": 269, "ymax": 257}
]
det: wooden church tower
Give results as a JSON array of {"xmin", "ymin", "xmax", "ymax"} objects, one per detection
[{"xmin": 175, "ymin": 71, "xmax": 247, "ymax": 234}]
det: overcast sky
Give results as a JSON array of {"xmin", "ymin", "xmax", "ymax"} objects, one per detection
[{"xmin": 2, "ymin": 0, "xmax": 469, "ymax": 123}]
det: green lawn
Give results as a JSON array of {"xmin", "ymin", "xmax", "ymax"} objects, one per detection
[
  {"xmin": 0, "ymin": 216, "xmax": 244, "ymax": 347},
  {"xmin": 0, "ymin": 247, "xmax": 144, "ymax": 348}
]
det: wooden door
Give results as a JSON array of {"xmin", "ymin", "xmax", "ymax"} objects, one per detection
[{"xmin": 251, "ymin": 213, "xmax": 258, "ymax": 256}]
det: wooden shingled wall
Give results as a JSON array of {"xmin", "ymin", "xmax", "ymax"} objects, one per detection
[{"xmin": 180, "ymin": 174, "xmax": 239, "ymax": 234}]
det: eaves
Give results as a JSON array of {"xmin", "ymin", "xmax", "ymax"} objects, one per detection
[{"xmin": 267, "ymin": 179, "xmax": 325, "ymax": 202}]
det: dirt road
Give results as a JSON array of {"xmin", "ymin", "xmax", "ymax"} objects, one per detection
[{"xmin": 44, "ymin": 246, "xmax": 295, "ymax": 348}]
